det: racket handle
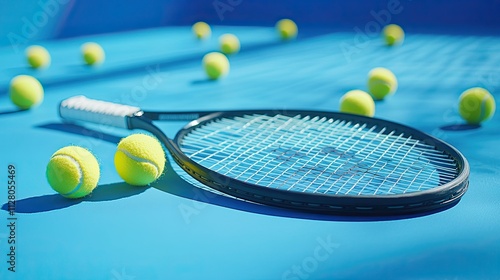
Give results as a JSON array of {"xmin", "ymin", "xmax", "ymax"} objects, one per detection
[{"xmin": 59, "ymin": 95, "xmax": 141, "ymax": 129}]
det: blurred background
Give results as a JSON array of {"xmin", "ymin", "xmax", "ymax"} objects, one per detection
[{"xmin": 1, "ymin": 0, "xmax": 499, "ymax": 49}]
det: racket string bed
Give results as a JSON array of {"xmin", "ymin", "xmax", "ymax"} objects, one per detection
[
  {"xmin": 184, "ymin": 114, "xmax": 324, "ymax": 185},
  {"xmin": 280, "ymin": 121, "xmax": 439, "ymax": 195},
  {"xmin": 315, "ymin": 128, "xmax": 400, "ymax": 195},
  {"xmin": 185, "ymin": 114, "xmax": 301, "ymax": 172},
  {"xmin": 180, "ymin": 114, "xmax": 459, "ymax": 197},
  {"xmin": 185, "ymin": 115, "xmax": 358, "ymax": 186},
  {"xmin": 213, "ymin": 115, "xmax": 305, "ymax": 176},
  {"xmin": 236, "ymin": 115, "xmax": 338, "ymax": 184},
  {"xmin": 229, "ymin": 115, "xmax": 314, "ymax": 181},
  {"xmin": 277, "ymin": 118, "xmax": 375, "ymax": 193}
]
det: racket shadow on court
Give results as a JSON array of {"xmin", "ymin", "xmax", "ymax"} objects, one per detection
[
  {"xmin": 36, "ymin": 119, "xmax": 461, "ymax": 221},
  {"xmin": 152, "ymin": 159, "xmax": 461, "ymax": 222}
]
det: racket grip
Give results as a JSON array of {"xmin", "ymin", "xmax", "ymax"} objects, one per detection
[{"xmin": 59, "ymin": 95, "xmax": 141, "ymax": 129}]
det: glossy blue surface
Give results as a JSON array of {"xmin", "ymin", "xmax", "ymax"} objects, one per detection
[{"xmin": 0, "ymin": 8, "xmax": 500, "ymax": 280}]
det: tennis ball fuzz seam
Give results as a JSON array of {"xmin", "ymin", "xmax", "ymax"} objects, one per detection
[
  {"xmin": 116, "ymin": 148, "xmax": 161, "ymax": 177},
  {"xmin": 114, "ymin": 134, "xmax": 166, "ymax": 186},
  {"xmin": 458, "ymin": 87, "xmax": 496, "ymax": 124},
  {"xmin": 479, "ymin": 95, "xmax": 491, "ymax": 120},
  {"xmin": 49, "ymin": 154, "xmax": 83, "ymax": 196},
  {"xmin": 367, "ymin": 67, "xmax": 398, "ymax": 100},
  {"xmin": 46, "ymin": 146, "xmax": 100, "ymax": 199},
  {"xmin": 339, "ymin": 90, "xmax": 375, "ymax": 117}
]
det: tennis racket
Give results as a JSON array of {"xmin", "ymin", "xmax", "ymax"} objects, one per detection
[{"xmin": 59, "ymin": 95, "xmax": 469, "ymax": 216}]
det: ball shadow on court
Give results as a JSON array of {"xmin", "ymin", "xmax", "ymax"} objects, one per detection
[
  {"xmin": 440, "ymin": 123, "xmax": 481, "ymax": 131},
  {"xmin": 1, "ymin": 182, "xmax": 149, "ymax": 214}
]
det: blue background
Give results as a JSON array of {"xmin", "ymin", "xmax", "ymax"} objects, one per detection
[
  {"xmin": 2, "ymin": 0, "xmax": 500, "ymax": 46},
  {"xmin": 1, "ymin": 1, "xmax": 500, "ymax": 279}
]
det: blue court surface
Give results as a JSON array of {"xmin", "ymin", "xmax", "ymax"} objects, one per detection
[{"xmin": 1, "ymin": 1, "xmax": 500, "ymax": 279}]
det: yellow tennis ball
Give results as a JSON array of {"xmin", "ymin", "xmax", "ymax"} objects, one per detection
[
  {"xmin": 9, "ymin": 75, "xmax": 44, "ymax": 110},
  {"xmin": 276, "ymin": 19, "xmax": 298, "ymax": 40},
  {"xmin": 383, "ymin": 24, "xmax": 404, "ymax": 46},
  {"xmin": 458, "ymin": 87, "xmax": 496, "ymax": 124},
  {"xmin": 81, "ymin": 42, "xmax": 105, "ymax": 66},
  {"xmin": 340, "ymin": 90, "xmax": 375, "ymax": 117},
  {"xmin": 367, "ymin": 67, "xmax": 398, "ymax": 100},
  {"xmin": 192, "ymin": 21, "xmax": 211, "ymax": 40},
  {"xmin": 26, "ymin": 45, "xmax": 51, "ymax": 69},
  {"xmin": 114, "ymin": 134, "xmax": 166, "ymax": 186},
  {"xmin": 46, "ymin": 146, "xmax": 100, "ymax": 199},
  {"xmin": 220, "ymin": 34, "xmax": 240, "ymax": 55},
  {"xmin": 202, "ymin": 52, "xmax": 230, "ymax": 80}
]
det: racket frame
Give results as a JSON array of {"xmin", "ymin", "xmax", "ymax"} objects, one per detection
[{"xmin": 129, "ymin": 109, "xmax": 469, "ymax": 216}]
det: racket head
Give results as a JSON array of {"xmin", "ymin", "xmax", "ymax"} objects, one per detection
[{"xmin": 165, "ymin": 110, "xmax": 469, "ymax": 216}]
